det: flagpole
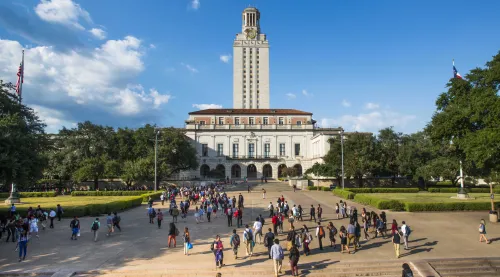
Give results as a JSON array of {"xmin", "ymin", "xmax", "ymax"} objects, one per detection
[{"xmin": 19, "ymin": 50, "xmax": 24, "ymax": 104}]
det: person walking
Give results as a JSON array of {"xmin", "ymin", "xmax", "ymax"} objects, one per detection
[
  {"xmin": 168, "ymin": 222, "xmax": 178, "ymax": 248},
  {"xmin": 315, "ymin": 221, "xmax": 325, "ymax": 250},
  {"xmin": 148, "ymin": 207, "xmax": 156, "ymax": 224},
  {"xmin": 6, "ymin": 219, "xmax": 16, "ymax": 243},
  {"xmin": 268, "ymin": 202, "xmax": 274, "ymax": 218},
  {"xmin": 302, "ymin": 225, "xmax": 312, "ymax": 256},
  {"xmin": 28, "ymin": 216, "xmax": 39, "ymax": 238},
  {"xmin": 237, "ymin": 207, "xmax": 243, "ymax": 228},
  {"xmin": 183, "ymin": 227, "xmax": 191, "ymax": 256},
  {"xmin": 227, "ymin": 206, "xmax": 233, "ymax": 227},
  {"xmin": 253, "ymin": 217, "xmax": 263, "ymax": 244},
  {"xmin": 56, "ymin": 204, "xmax": 64, "ymax": 221},
  {"xmin": 229, "ymin": 229, "xmax": 241, "ymax": 259},
  {"xmin": 317, "ymin": 204, "xmax": 323, "ymax": 222},
  {"xmin": 9, "ymin": 204, "xmax": 16, "ymax": 218},
  {"xmin": 70, "ymin": 216, "xmax": 80, "ymax": 240},
  {"xmin": 17, "ymin": 230, "xmax": 29, "ymax": 262},
  {"xmin": 160, "ymin": 193, "xmax": 165, "ymax": 206},
  {"xmin": 157, "ymin": 209, "xmax": 164, "ymax": 229},
  {"xmin": 213, "ymin": 235, "xmax": 224, "ymax": 268},
  {"xmin": 262, "ymin": 188, "xmax": 266, "ymax": 199},
  {"xmin": 288, "ymin": 243, "xmax": 300, "ymax": 277},
  {"xmin": 327, "ymin": 222, "xmax": 337, "ymax": 248},
  {"xmin": 335, "ymin": 203, "xmax": 340, "ymax": 219},
  {"xmin": 401, "ymin": 221, "xmax": 411, "ymax": 250},
  {"xmin": 49, "ymin": 209, "xmax": 56, "ymax": 229},
  {"xmin": 207, "ymin": 205, "xmax": 212, "ymax": 222},
  {"xmin": 392, "ymin": 228, "xmax": 402, "ymax": 258},
  {"xmin": 297, "ymin": 205, "xmax": 303, "ymax": 222},
  {"xmin": 272, "ymin": 213, "xmax": 279, "ymax": 235},
  {"xmin": 243, "ymin": 225, "xmax": 254, "ymax": 256},
  {"xmin": 172, "ymin": 206, "xmax": 179, "ymax": 222},
  {"xmin": 91, "ymin": 218, "xmax": 100, "ymax": 242},
  {"xmin": 339, "ymin": 226, "xmax": 347, "ymax": 253},
  {"xmin": 309, "ymin": 205, "xmax": 316, "ymax": 222},
  {"xmin": 113, "ymin": 212, "xmax": 121, "ymax": 232},
  {"xmin": 270, "ymin": 238, "xmax": 284, "ymax": 277},
  {"xmin": 479, "ymin": 219, "xmax": 490, "ymax": 244},
  {"xmin": 346, "ymin": 220, "xmax": 356, "ymax": 253},
  {"xmin": 264, "ymin": 228, "xmax": 275, "ymax": 259},
  {"xmin": 106, "ymin": 213, "xmax": 114, "ymax": 236}
]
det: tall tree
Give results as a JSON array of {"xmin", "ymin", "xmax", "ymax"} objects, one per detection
[
  {"xmin": 0, "ymin": 81, "xmax": 48, "ymax": 188},
  {"xmin": 427, "ymin": 51, "xmax": 500, "ymax": 173},
  {"xmin": 375, "ymin": 127, "xmax": 401, "ymax": 181}
]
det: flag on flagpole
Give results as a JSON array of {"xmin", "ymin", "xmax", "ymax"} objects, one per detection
[
  {"xmin": 453, "ymin": 59, "xmax": 462, "ymax": 79},
  {"xmin": 15, "ymin": 50, "xmax": 24, "ymax": 100}
]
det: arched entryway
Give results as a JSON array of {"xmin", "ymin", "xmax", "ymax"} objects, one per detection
[
  {"xmin": 262, "ymin": 164, "xmax": 273, "ymax": 178},
  {"xmin": 231, "ymin": 164, "xmax": 241, "ymax": 178},
  {"xmin": 293, "ymin": 164, "xmax": 303, "ymax": 177},
  {"xmin": 247, "ymin": 164, "xmax": 257, "ymax": 178},
  {"xmin": 278, "ymin": 164, "xmax": 287, "ymax": 178},
  {"xmin": 200, "ymin": 164, "xmax": 210, "ymax": 178},
  {"xmin": 216, "ymin": 164, "xmax": 226, "ymax": 177}
]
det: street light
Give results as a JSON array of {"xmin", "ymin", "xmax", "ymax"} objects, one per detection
[
  {"xmin": 340, "ymin": 128, "xmax": 345, "ymax": 190},
  {"xmin": 154, "ymin": 129, "xmax": 160, "ymax": 192}
]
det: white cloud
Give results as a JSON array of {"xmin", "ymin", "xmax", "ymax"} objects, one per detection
[
  {"xmin": 89, "ymin": 28, "xmax": 106, "ymax": 40},
  {"xmin": 192, "ymin": 104, "xmax": 222, "ymax": 110},
  {"xmin": 35, "ymin": 0, "xmax": 92, "ymax": 30},
  {"xmin": 341, "ymin": 99, "xmax": 351, "ymax": 107},
  {"xmin": 181, "ymin": 63, "xmax": 198, "ymax": 73},
  {"xmin": 286, "ymin": 93, "xmax": 296, "ymax": 100},
  {"xmin": 301, "ymin": 89, "xmax": 311, "ymax": 96},
  {"xmin": 149, "ymin": 44, "xmax": 156, "ymax": 49},
  {"xmin": 319, "ymin": 110, "xmax": 416, "ymax": 132},
  {"xmin": 191, "ymin": 0, "xmax": 200, "ymax": 9},
  {"xmin": 365, "ymin": 102, "xmax": 380, "ymax": 109},
  {"xmin": 31, "ymin": 104, "xmax": 76, "ymax": 133},
  {"xmin": 0, "ymin": 37, "xmax": 172, "ymax": 130},
  {"xmin": 220, "ymin": 54, "xmax": 231, "ymax": 63}
]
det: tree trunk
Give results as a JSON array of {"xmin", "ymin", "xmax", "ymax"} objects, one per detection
[{"xmin": 94, "ymin": 177, "xmax": 99, "ymax": 191}]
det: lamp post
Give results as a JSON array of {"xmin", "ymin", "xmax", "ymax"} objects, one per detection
[
  {"xmin": 340, "ymin": 128, "xmax": 345, "ymax": 190},
  {"xmin": 154, "ymin": 129, "xmax": 160, "ymax": 192}
]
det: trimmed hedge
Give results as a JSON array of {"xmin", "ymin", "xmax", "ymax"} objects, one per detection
[
  {"xmin": 71, "ymin": 191, "xmax": 155, "ymax": 197},
  {"xmin": 332, "ymin": 189, "xmax": 355, "ymax": 200},
  {"xmin": 429, "ymin": 188, "xmax": 500, "ymax": 193},
  {"xmin": 0, "ymin": 192, "xmax": 58, "ymax": 198},
  {"xmin": 306, "ymin": 186, "xmax": 333, "ymax": 191},
  {"xmin": 405, "ymin": 201, "xmax": 500, "ymax": 212},
  {"xmin": 0, "ymin": 196, "xmax": 143, "ymax": 218},
  {"xmin": 353, "ymin": 194, "xmax": 405, "ymax": 211},
  {"xmin": 345, "ymin": 188, "xmax": 420, "ymax": 193}
]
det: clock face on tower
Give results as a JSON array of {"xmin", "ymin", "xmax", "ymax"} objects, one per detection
[{"xmin": 245, "ymin": 28, "xmax": 257, "ymax": 39}]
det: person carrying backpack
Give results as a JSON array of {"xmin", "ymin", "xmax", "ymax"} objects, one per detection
[
  {"xmin": 113, "ymin": 212, "xmax": 121, "ymax": 232},
  {"xmin": 91, "ymin": 218, "xmax": 100, "ymax": 242},
  {"xmin": 478, "ymin": 219, "xmax": 490, "ymax": 244},
  {"xmin": 229, "ymin": 229, "xmax": 241, "ymax": 259},
  {"xmin": 315, "ymin": 221, "xmax": 325, "ymax": 250},
  {"xmin": 70, "ymin": 216, "xmax": 80, "ymax": 240},
  {"xmin": 401, "ymin": 221, "xmax": 411, "ymax": 250},
  {"xmin": 264, "ymin": 228, "xmax": 275, "ymax": 259},
  {"xmin": 243, "ymin": 225, "xmax": 254, "ymax": 256}
]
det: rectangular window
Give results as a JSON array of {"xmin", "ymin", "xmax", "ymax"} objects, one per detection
[
  {"xmin": 235, "ymin": 117, "xmax": 240, "ymax": 125},
  {"xmin": 264, "ymin": 143, "xmax": 270, "ymax": 158},
  {"xmin": 279, "ymin": 143, "xmax": 286, "ymax": 156},
  {"xmin": 296, "ymin": 121, "xmax": 302, "ymax": 126},
  {"xmin": 202, "ymin": 144, "xmax": 208, "ymax": 157},
  {"xmin": 218, "ymin": 117, "xmax": 224, "ymax": 125},
  {"xmin": 232, "ymin": 143, "xmax": 239, "ymax": 158},
  {"xmin": 217, "ymin": 143, "xmax": 223, "ymax": 156},
  {"xmin": 295, "ymin": 143, "xmax": 301, "ymax": 156},
  {"xmin": 248, "ymin": 143, "xmax": 255, "ymax": 158},
  {"xmin": 263, "ymin": 117, "xmax": 268, "ymax": 125},
  {"xmin": 278, "ymin": 117, "xmax": 284, "ymax": 125},
  {"xmin": 199, "ymin": 121, "xmax": 206, "ymax": 125},
  {"xmin": 249, "ymin": 117, "xmax": 255, "ymax": 125}
]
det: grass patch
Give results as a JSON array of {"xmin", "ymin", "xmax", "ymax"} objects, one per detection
[
  {"xmin": 0, "ymin": 192, "xmax": 57, "ymax": 198},
  {"xmin": 0, "ymin": 195, "xmax": 149, "ymax": 218},
  {"xmin": 352, "ymin": 193, "xmax": 499, "ymax": 212}
]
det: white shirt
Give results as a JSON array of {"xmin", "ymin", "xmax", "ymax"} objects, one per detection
[
  {"xmin": 49, "ymin": 211, "xmax": 56, "ymax": 218},
  {"xmin": 30, "ymin": 218, "xmax": 38, "ymax": 228},
  {"xmin": 160, "ymin": 195, "xmax": 165, "ymax": 200},
  {"xmin": 401, "ymin": 224, "xmax": 408, "ymax": 236},
  {"xmin": 253, "ymin": 221, "xmax": 262, "ymax": 231}
]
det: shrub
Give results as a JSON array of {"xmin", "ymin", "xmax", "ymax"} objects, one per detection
[
  {"xmin": 306, "ymin": 186, "xmax": 319, "ymax": 191},
  {"xmin": 346, "ymin": 188, "xmax": 419, "ymax": 193},
  {"xmin": 0, "ymin": 192, "xmax": 58, "ymax": 198},
  {"xmin": 405, "ymin": 201, "xmax": 500, "ymax": 212},
  {"xmin": 353, "ymin": 194, "xmax": 405, "ymax": 211},
  {"xmin": 332, "ymin": 189, "xmax": 355, "ymax": 200},
  {"xmin": 428, "ymin": 188, "xmax": 500, "ymax": 193},
  {"xmin": 321, "ymin": 186, "xmax": 332, "ymax": 191},
  {"xmin": 0, "ymin": 196, "xmax": 144, "ymax": 218},
  {"xmin": 142, "ymin": 192, "xmax": 162, "ymax": 202}
]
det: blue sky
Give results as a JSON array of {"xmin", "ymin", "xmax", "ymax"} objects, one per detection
[{"xmin": 1, "ymin": 0, "xmax": 499, "ymax": 134}]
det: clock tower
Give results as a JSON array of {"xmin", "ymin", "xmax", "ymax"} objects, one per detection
[{"xmin": 233, "ymin": 7, "xmax": 270, "ymax": 109}]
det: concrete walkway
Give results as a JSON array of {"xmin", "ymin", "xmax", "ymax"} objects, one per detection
[{"xmin": 0, "ymin": 181, "xmax": 497, "ymax": 276}]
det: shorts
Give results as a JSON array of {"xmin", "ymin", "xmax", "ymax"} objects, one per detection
[
  {"xmin": 107, "ymin": 224, "xmax": 113, "ymax": 230},
  {"xmin": 72, "ymin": 228, "xmax": 79, "ymax": 235},
  {"xmin": 30, "ymin": 227, "xmax": 38, "ymax": 233},
  {"xmin": 256, "ymin": 229, "xmax": 262, "ymax": 235}
]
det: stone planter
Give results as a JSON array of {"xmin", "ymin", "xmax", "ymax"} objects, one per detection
[
  {"xmin": 289, "ymin": 179, "xmax": 297, "ymax": 187},
  {"xmin": 489, "ymin": 213, "xmax": 498, "ymax": 223}
]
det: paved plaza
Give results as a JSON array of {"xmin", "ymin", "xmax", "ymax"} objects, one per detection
[{"xmin": 0, "ymin": 182, "xmax": 499, "ymax": 277}]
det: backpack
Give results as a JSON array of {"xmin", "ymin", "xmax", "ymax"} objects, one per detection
[
  {"xmin": 331, "ymin": 226, "xmax": 338, "ymax": 236},
  {"xmin": 260, "ymin": 217, "xmax": 265, "ymax": 225},
  {"xmin": 91, "ymin": 221, "xmax": 99, "ymax": 231},
  {"xmin": 318, "ymin": 226, "xmax": 325, "ymax": 238},
  {"xmin": 70, "ymin": 220, "xmax": 77, "ymax": 228},
  {"xmin": 233, "ymin": 234, "xmax": 240, "ymax": 247},
  {"xmin": 406, "ymin": 226, "xmax": 412, "ymax": 236},
  {"xmin": 210, "ymin": 240, "xmax": 216, "ymax": 251},
  {"xmin": 286, "ymin": 231, "xmax": 295, "ymax": 241},
  {"xmin": 152, "ymin": 210, "xmax": 157, "ymax": 217},
  {"xmin": 244, "ymin": 230, "xmax": 253, "ymax": 241}
]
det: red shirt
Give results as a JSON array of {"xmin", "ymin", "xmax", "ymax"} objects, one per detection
[{"xmin": 272, "ymin": 215, "xmax": 278, "ymax": 225}]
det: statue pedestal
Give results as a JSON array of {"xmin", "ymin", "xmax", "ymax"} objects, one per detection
[
  {"xmin": 457, "ymin": 187, "xmax": 469, "ymax": 199},
  {"xmin": 4, "ymin": 191, "xmax": 21, "ymax": 204}
]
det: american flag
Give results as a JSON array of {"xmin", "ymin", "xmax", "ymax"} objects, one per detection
[{"xmin": 15, "ymin": 50, "xmax": 24, "ymax": 98}]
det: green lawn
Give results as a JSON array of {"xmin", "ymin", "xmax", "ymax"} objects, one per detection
[
  {"xmin": 0, "ymin": 196, "xmax": 144, "ymax": 217},
  {"xmin": 358, "ymin": 193, "xmax": 498, "ymax": 203}
]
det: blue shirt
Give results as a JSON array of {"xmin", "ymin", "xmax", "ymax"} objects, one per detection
[{"xmin": 270, "ymin": 244, "xmax": 284, "ymax": 260}]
